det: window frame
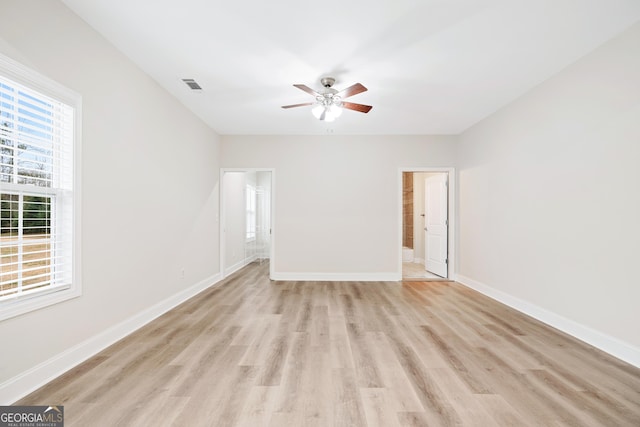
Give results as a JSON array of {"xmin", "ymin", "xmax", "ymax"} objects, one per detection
[{"xmin": 0, "ymin": 53, "xmax": 82, "ymax": 321}]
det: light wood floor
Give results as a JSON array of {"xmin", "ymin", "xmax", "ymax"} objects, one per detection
[{"xmin": 17, "ymin": 262, "xmax": 640, "ymax": 426}]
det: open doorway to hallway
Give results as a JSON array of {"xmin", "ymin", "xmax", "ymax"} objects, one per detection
[
  {"xmin": 220, "ymin": 169, "xmax": 274, "ymax": 280},
  {"xmin": 401, "ymin": 169, "xmax": 452, "ymax": 281}
]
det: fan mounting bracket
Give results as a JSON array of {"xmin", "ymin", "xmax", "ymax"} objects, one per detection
[{"xmin": 320, "ymin": 77, "xmax": 336, "ymax": 88}]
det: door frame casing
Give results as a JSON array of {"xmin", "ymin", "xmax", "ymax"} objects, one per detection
[
  {"xmin": 220, "ymin": 168, "xmax": 275, "ymax": 280},
  {"xmin": 398, "ymin": 167, "xmax": 455, "ymax": 281}
]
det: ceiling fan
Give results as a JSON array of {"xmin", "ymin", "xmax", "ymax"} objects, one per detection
[{"xmin": 281, "ymin": 77, "xmax": 372, "ymax": 122}]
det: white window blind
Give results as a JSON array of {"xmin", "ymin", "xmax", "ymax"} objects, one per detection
[{"xmin": 0, "ymin": 72, "xmax": 75, "ymax": 306}]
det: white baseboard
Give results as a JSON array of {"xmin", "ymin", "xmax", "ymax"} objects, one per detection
[
  {"xmin": 224, "ymin": 256, "xmax": 257, "ymax": 277},
  {"xmin": 455, "ymin": 274, "xmax": 640, "ymax": 368},
  {"xmin": 271, "ymin": 272, "xmax": 400, "ymax": 282},
  {"xmin": 0, "ymin": 273, "xmax": 222, "ymax": 405}
]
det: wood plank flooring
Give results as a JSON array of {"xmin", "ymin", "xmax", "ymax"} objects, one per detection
[{"xmin": 17, "ymin": 262, "xmax": 640, "ymax": 426}]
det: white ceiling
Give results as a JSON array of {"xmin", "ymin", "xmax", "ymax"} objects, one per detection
[{"xmin": 61, "ymin": 0, "xmax": 640, "ymax": 135}]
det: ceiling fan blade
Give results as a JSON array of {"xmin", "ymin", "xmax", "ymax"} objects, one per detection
[
  {"xmin": 293, "ymin": 84, "xmax": 320, "ymax": 97},
  {"xmin": 337, "ymin": 83, "xmax": 367, "ymax": 99},
  {"xmin": 281, "ymin": 102, "xmax": 314, "ymax": 109},
  {"xmin": 342, "ymin": 102, "xmax": 372, "ymax": 113}
]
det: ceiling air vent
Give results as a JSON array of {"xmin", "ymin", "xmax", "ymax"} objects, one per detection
[{"xmin": 182, "ymin": 78, "xmax": 202, "ymax": 91}]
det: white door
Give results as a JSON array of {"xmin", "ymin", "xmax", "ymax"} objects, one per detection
[{"xmin": 425, "ymin": 173, "xmax": 448, "ymax": 278}]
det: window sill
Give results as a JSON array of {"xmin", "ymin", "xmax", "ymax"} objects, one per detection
[{"xmin": 0, "ymin": 285, "xmax": 81, "ymax": 322}]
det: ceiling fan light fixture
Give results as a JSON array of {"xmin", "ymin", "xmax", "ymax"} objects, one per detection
[
  {"xmin": 312, "ymin": 97, "xmax": 342, "ymax": 121},
  {"xmin": 312, "ymin": 104, "xmax": 341, "ymax": 122},
  {"xmin": 312, "ymin": 103, "xmax": 326, "ymax": 120},
  {"xmin": 329, "ymin": 104, "xmax": 343, "ymax": 118},
  {"xmin": 282, "ymin": 77, "xmax": 372, "ymax": 120}
]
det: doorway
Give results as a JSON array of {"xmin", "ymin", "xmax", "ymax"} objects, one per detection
[
  {"xmin": 399, "ymin": 168, "xmax": 454, "ymax": 281},
  {"xmin": 220, "ymin": 169, "xmax": 274, "ymax": 280}
]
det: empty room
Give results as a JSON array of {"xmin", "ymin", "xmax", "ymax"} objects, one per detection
[{"xmin": 0, "ymin": 0, "xmax": 639, "ymax": 426}]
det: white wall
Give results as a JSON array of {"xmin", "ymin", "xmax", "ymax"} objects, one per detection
[
  {"xmin": 457, "ymin": 22, "xmax": 640, "ymax": 363},
  {"xmin": 221, "ymin": 135, "xmax": 456, "ymax": 280},
  {"xmin": 0, "ymin": 0, "xmax": 221, "ymax": 399}
]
